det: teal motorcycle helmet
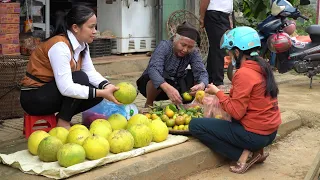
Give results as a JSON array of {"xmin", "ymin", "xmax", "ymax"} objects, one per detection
[
  {"xmin": 220, "ymin": 26, "xmax": 262, "ymax": 69},
  {"xmin": 220, "ymin": 26, "xmax": 261, "ymax": 51}
]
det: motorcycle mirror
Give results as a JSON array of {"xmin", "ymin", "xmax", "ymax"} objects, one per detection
[{"xmin": 300, "ymin": 0, "xmax": 310, "ymax": 5}]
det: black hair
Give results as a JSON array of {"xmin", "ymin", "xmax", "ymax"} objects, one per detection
[
  {"xmin": 234, "ymin": 47, "xmax": 279, "ymax": 98},
  {"xmin": 48, "ymin": 5, "xmax": 95, "ymax": 57}
]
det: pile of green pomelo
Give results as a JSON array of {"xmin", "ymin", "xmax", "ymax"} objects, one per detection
[{"xmin": 27, "ymin": 82, "xmax": 169, "ymax": 168}]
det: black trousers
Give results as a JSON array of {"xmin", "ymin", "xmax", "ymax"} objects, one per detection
[
  {"xmin": 20, "ymin": 71, "xmax": 103, "ymax": 122},
  {"xmin": 136, "ymin": 70, "xmax": 194, "ymax": 101},
  {"xmin": 189, "ymin": 118, "xmax": 277, "ymax": 161},
  {"xmin": 205, "ymin": 10, "xmax": 231, "ymax": 86}
]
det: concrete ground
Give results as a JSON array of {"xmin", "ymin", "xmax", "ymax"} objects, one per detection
[{"xmin": 0, "ymin": 54, "xmax": 319, "ymax": 179}]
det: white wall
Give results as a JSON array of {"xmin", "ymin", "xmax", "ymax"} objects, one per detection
[{"xmin": 97, "ymin": 0, "xmax": 156, "ymax": 38}]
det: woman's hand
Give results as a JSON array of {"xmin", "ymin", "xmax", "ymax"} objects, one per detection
[
  {"xmin": 200, "ymin": 18, "xmax": 204, "ymax": 28},
  {"xmin": 162, "ymin": 84, "xmax": 182, "ymax": 105},
  {"xmin": 96, "ymin": 84, "xmax": 121, "ymax": 104},
  {"xmin": 167, "ymin": 88, "xmax": 183, "ymax": 105},
  {"xmin": 189, "ymin": 82, "xmax": 205, "ymax": 96},
  {"xmin": 205, "ymin": 83, "xmax": 220, "ymax": 95}
]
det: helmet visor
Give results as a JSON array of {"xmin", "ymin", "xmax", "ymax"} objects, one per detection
[{"xmin": 220, "ymin": 30, "xmax": 230, "ymax": 49}]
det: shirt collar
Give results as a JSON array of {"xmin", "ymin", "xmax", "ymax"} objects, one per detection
[{"xmin": 67, "ymin": 30, "xmax": 86, "ymax": 51}]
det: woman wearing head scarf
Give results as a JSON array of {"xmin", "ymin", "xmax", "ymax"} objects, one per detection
[{"xmin": 136, "ymin": 22, "xmax": 208, "ymax": 107}]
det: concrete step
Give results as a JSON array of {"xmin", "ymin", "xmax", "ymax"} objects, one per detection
[
  {"xmin": 72, "ymin": 110, "xmax": 303, "ymax": 180},
  {"xmin": 70, "ymin": 138, "xmax": 226, "ymax": 180},
  {"xmin": 92, "ymin": 54, "xmax": 149, "ymax": 77},
  {"xmin": 0, "ymin": 110, "xmax": 303, "ymax": 180}
]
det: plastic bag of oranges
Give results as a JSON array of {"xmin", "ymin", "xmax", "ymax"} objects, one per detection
[{"xmin": 202, "ymin": 94, "xmax": 231, "ymax": 121}]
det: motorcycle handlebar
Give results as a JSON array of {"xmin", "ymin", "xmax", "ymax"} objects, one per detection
[{"xmin": 299, "ymin": 14, "xmax": 309, "ymax": 21}]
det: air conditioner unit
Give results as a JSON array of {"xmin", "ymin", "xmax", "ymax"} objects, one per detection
[{"xmin": 97, "ymin": 0, "xmax": 156, "ymax": 54}]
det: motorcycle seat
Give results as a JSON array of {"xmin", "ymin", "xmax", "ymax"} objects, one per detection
[
  {"xmin": 306, "ymin": 25, "xmax": 320, "ymax": 36},
  {"xmin": 294, "ymin": 36, "xmax": 311, "ymax": 43},
  {"xmin": 304, "ymin": 53, "xmax": 320, "ymax": 61}
]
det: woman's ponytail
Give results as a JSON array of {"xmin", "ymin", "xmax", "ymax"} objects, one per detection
[
  {"xmin": 53, "ymin": 11, "xmax": 68, "ymax": 37},
  {"xmin": 244, "ymin": 48, "xmax": 279, "ymax": 99}
]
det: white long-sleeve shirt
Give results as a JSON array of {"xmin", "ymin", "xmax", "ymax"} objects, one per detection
[{"xmin": 48, "ymin": 30, "xmax": 108, "ymax": 99}]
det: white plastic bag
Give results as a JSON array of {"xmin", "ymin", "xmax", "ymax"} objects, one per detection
[{"xmin": 193, "ymin": 93, "xmax": 231, "ymax": 121}]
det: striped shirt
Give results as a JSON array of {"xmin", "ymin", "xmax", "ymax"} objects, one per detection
[{"xmin": 143, "ymin": 40, "xmax": 208, "ymax": 89}]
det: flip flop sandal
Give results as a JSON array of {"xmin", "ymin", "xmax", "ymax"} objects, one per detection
[
  {"xmin": 139, "ymin": 107, "xmax": 151, "ymax": 114},
  {"xmin": 229, "ymin": 153, "xmax": 262, "ymax": 174},
  {"xmin": 256, "ymin": 152, "xmax": 269, "ymax": 164}
]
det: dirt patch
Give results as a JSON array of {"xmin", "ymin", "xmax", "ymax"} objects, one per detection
[{"xmin": 185, "ymin": 126, "xmax": 320, "ymax": 180}]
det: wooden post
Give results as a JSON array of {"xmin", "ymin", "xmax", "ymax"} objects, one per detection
[{"xmin": 317, "ymin": 0, "xmax": 320, "ymax": 24}]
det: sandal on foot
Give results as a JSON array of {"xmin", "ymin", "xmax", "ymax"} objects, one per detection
[
  {"xmin": 229, "ymin": 161, "xmax": 238, "ymax": 167},
  {"xmin": 256, "ymin": 152, "xmax": 269, "ymax": 164},
  {"xmin": 229, "ymin": 153, "xmax": 261, "ymax": 174}
]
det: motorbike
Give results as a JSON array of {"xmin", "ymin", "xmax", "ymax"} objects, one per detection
[{"xmin": 227, "ymin": 0, "xmax": 320, "ymax": 88}]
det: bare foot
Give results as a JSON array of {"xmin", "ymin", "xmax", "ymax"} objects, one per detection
[
  {"xmin": 144, "ymin": 103, "xmax": 152, "ymax": 108},
  {"xmin": 56, "ymin": 119, "xmax": 71, "ymax": 130},
  {"xmin": 238, "ymin": 149, "xmax": 251, "ymax": 164}
]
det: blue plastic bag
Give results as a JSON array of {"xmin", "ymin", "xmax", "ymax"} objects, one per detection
[
  {"xmin": 82, "ymin": 100, "xmax": 127, "ymax": 127},
  {"xmin": 124, "ymin": 104, "xmax": 139, "ymax": 120}
]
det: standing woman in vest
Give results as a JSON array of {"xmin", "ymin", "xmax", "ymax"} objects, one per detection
[{"xmin": 20, "ymin": 5, "xmax": 120, "ymax": 129}]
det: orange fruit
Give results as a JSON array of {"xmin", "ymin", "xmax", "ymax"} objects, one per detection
[
  {"xmin": 145, "ymin": 113, "xmax": 151, "ymax": 119},
  {"xmin": 195, "ymin": 90, "xmax": 205, "ymax": 103},
  {"xmin": 151, "ymin": 114, "xmax": 159, "ymax": 120},
  {"xmin": 165, "ymin": 109, "xmax": 174, "ymax": 118}
]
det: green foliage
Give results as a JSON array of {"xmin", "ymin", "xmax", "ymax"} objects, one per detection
[
  {"xmin": 294, "ymin": 5, "xmax": 317, "ymax": 35},
  {"xmin": 234, "ymin": 0, "xmax": 270, "ymax": 26},
  {"xmin": 234, "ymin": 0, "xmax": 315, "ymax": 35}
]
